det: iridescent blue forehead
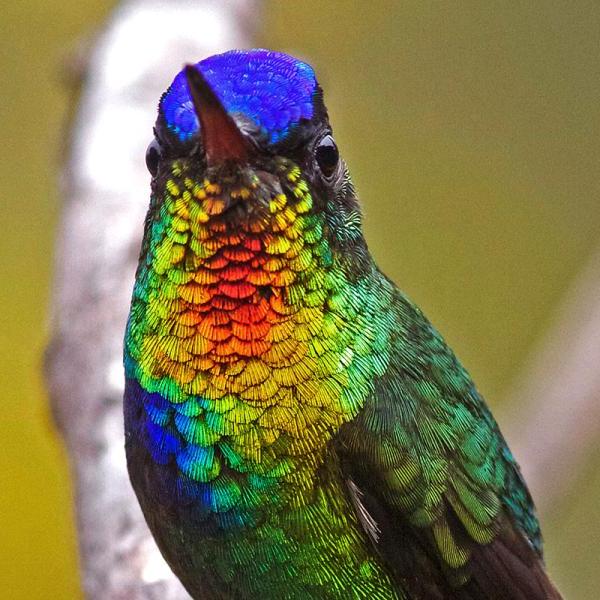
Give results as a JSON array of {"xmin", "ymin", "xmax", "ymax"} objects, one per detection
[{"xmin": 160, "ymin": 49, "xmax": 317, "ymax": 144}]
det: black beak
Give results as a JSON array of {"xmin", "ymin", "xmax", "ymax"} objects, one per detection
[{"xmin": 184, "ymin": 64, "xmax": 250, "ymax": 166}]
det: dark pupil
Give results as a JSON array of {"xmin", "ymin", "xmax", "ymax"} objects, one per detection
[
  {"xmin": 315, "ymin": 135, "xmax": 339, "ymax": 177},
  {"xmin": 145, "ymin": 139, "xmax": 161, "ymax": 176}
]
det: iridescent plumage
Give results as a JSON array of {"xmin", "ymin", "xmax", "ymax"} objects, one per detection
[{"xmin": 124, "ymin": 49, "xmax": 561, "ymax": 599}]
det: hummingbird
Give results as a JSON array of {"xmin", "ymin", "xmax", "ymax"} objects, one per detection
[{"xmin": 124, "ymin": 49, "xmax": 561, "ymax": 599}]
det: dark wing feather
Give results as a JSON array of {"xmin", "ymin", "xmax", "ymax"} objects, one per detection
[{"xmin": 334, "ymin": 286, "xmax": 561, "ymax": 599}]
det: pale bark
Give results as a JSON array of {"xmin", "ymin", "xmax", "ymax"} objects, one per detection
[{"xmin": 45, "ymin": 2, "xmax": 259, "ymax": 597}]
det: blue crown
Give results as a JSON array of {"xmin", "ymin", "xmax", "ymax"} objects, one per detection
[{"xmin": 160, "ymin": 49, "xmax": 317, "ymax": 144}]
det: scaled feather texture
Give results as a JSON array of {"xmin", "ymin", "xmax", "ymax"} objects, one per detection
[{"xmin": 124, "ymin": 49, "xmax": 562, "ymax": 599}]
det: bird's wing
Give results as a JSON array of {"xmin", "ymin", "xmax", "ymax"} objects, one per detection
[{"xmin": 333, "ymin": 286, "xmax": 561, "ymax": 599}]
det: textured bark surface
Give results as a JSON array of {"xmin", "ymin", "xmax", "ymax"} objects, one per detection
[{"xmin": 45, "ymin": 2, "xmax": 259, "ymax": 597}]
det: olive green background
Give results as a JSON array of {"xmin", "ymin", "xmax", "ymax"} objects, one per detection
[{"xmin": 1, "ymin": 2, "xmax": 599, "ymax": 598}]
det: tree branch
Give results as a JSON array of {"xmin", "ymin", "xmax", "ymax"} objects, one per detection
[{"xmin": 45, "ymin": 2, "xmax": 259, "ymax": 597}]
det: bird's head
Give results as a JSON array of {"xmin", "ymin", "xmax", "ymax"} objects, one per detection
[{"xmin": 143, "ymin": 49, "xmax": 368, "ymax": 278}]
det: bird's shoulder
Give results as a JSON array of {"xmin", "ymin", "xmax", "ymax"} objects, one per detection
[{"xmin": 332, "ymin": 277, "xmax": 560, "ymax": 598}]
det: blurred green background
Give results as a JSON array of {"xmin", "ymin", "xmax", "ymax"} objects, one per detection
[{"xmin": 1, "ymin": 1, "xmax": 599, "ymax": 598}]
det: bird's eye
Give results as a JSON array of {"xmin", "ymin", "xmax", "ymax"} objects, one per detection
[
  {"xmin": 315, "ymin": 134, "xmax": 339, "ymax": 178},
  {"xmin": 145, "ymin": 139, "xmax": 162, "ymax": 176}
]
